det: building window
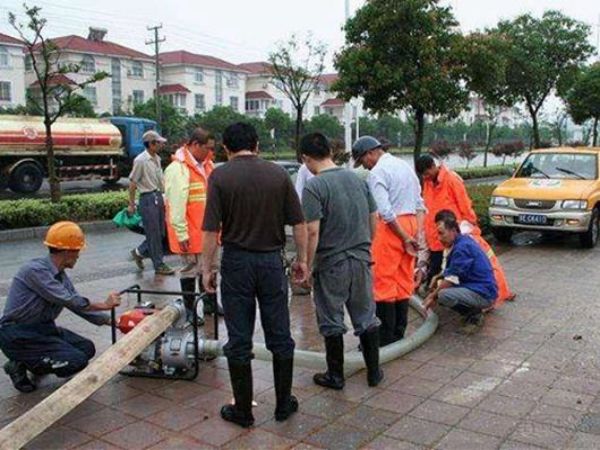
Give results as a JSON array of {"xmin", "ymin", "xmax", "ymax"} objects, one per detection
[
  {"xmin": 246, "ymin": 99, "xmax": 259, "ymax": 111},
  {"xmin": 132, "ymin": 90, "xmax": 144, "ymax": 105},
  {"xmin": 131, "ymin": 61, "xmax": 143, "ymax": 78},
  {"xmin": 0, "ymin": 47, "xmax": 8, "ymax": 67},
  {"xmin": 194, "ymin": 68, "xmax": 204, "ymax": 83},
  {"xmin": 80, "ymin": 55, "xmax": 95, "ymax": 73},
  {"xmin": 82, "ymin": 86, "xmax": 97, "ymax": 105},
  {"xmin": 314, "ymin": 106, "xmax": 320, "ymax": 116},
  {"xmin": 230, "ymin": 96, "xmax": 239, "ymax": 111},
  {"xmin": 195, "ymin": 94, "xmax": 205, "ymax": 112},
  {"xmin": 167, "ymin": 93, "xmax": 187, "ymax": 113},
  {"xmin": 0, "ymin": 82, "xmax": 11, "ymax": 101},
  {"xmin": 227, "ymin": 73, "xmax": 239, "ymax": 89},
  {"xmin": 25, "ymin": 55, "xmax": 33, "ymax": 71}
]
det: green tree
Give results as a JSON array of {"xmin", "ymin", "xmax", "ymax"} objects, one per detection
[
  {"xmin": 269, "ymin": 34, "xmax": 327, "ymax": 160},
  {"xmin": 10, "ymin": 5, "xmax": 108, "ymax": 202},
  {"xmin": 264, "ymin": 107, "xmax": 294, "ymax": 149},
  {"xmin": 490, "ymin": 11, "xmax": 593, "ymax": 149},
  {"xmin": 133, "ymin": 97, "xmax": 188, "ymax": 145},
  {"xmin": 566, "ymin": 63, "xmax": 600, "ymax": 146},
  {"xmin": 304, "ymin": 114, "xmax": 344, "ymax": 140},
  {"xmin": 334, "ymin": 0, "xmax": 468, "ymax": 163}
]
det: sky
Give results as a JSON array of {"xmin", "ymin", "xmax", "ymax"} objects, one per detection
[{"xmin": 1, "ymin": 0, "xmax": 598, "ymax": 71}]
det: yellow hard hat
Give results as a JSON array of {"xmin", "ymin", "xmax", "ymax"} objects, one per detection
[{"xmin": 43, "ymin": 221, "xmax": 86, "ymax": 251}]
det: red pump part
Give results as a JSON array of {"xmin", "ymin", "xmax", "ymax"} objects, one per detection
[{"xmin": 118, "ymin": 308, "xmax": 154, "ymax": 334}]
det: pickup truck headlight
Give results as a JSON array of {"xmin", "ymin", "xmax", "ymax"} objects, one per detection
[
  {"xmin": 490, "ymin": 196, "xmax": 510, "ymax": 207},
  {"xmin": 561, "ymin": 200, "xmax": 587, "ymax": 210}
]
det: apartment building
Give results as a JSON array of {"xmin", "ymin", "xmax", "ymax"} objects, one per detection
[
  {"xmin": 0, "ymin": 32, "xmax": 26, "ymax": 108},
  {"xmin": 159, "ymin": 50, "xmax": 247, "ymax": 116},
  {"xmin": 25, "ymin": 27, "xmax": 155, "ymax": 115}
]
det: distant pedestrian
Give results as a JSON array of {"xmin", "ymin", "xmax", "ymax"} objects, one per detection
[{"xmin": 128, "ymin": 130, "xmax": 174, "ymax": 275}]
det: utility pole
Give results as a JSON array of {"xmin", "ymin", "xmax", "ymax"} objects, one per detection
[
  {"xmin": 343, "ymin": 0, "xmax": 353, "ymax": 155},
  {"xmin": 596, "ymin": 14, "xmax": 600, "ymax": 61},
  {"xmin": 146, "ymin": 24, "xmax": 165, "ymax": 128}
]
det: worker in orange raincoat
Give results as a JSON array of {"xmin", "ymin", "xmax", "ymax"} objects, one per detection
[
  {"xmin": 415, "ymin": 154, "xmax": 514, "ymax": 307},
  {"xmin": 353, "ymin": 136, "xmax": 425, "ymax": 346}
]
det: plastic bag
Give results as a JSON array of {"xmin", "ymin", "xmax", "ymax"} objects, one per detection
[{"xmin": 112, "ymin": 208, "xmax": 142, "ymax": 230}]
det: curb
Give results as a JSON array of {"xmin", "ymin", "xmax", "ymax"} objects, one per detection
[{"xmin": 0, "ymin": 220, "xmax": 118, "ymax": 243}]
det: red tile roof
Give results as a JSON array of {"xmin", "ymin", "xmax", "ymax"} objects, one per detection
[
  {"xmin": 33, "ymin": 35, "xmax": 152, "ymax": 60},
  {"xmin": 160, "ymin": 50, "xmax": 246, "ymax": 72},
  {"xmin": 319, "ymin": 73, "xmax": 339, "ymax": 86},
  {"xmin": 321, "ymin": 98, "xmax": 345, "ymax": 107},
  {"xmin": 238, "ymin": 61, "xmax": 273, "ymax": 75},
  {"xmin": 0, "ymin": 32, "xmax": 23, "ymax": 46},
  {"xmin": 158, "ymin": 84, "xmax": 191, "ymax": 94},
  {"xmin": 245, "ymin": 91, "xmax": 274, "ymax": 100},
  {"xmin": 30, "ymin": 74, "xmax": 76, "ymax": 87}
]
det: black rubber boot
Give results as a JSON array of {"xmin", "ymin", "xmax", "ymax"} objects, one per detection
[
  {"xmin": 394, "ymin": 300, "xmax": 409, "ymax": 340},
  {"xmin": 181, "ymin": 278, "xmax": 204, "ymax": 326},
  {"xmin": 273, "ymin": 355, "xmax": 298, "ymax": 421},
  {"xmin": 376, "ymin": 302, "xmax": 397, "ymax": 347},
  {"xmin": 313, "ymin": 335, "xmax": 345, "ymax": 390},
  {"xmin": 4, "ymin": 361, "xmax": 36, "ymax": 393},
  {"xmin": 221, "ymin": 360, "xmax": 254, "ymax": 428},
  {"xmin": 359, "ymin": 329, "xmax": 384, "ymax": 387}
]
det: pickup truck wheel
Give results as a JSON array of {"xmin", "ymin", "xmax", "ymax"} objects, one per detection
[
  {"xmin": 492, "ymin": 227, "xmax": 513, "ymax": 244},
  {"xmin": 579, "ymin": 208, "xmax": 599, "ymax": 249},
  {"xmin": 8, "ymin": 163, "xmax": 43, "ymax": 193},
  {"xmin": 0, "ymin": 172, "xmax": 8, "ymax": 191}
]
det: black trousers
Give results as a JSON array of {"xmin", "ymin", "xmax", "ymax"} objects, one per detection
[
  {"xmin": 220, "ymin": 246, "xmax": 295, "ymax": 364},
  {"xmin": 0, "ymin": 322, "xmax": 95, "ymax": 377},
  {"xmin": 426, "ymin": 251, "xmax": 444, "ymax": 286}
]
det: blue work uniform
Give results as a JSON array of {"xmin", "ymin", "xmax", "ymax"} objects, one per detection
[{"xmin": 0, "ymin": 256, "xmax": 108, "ymax": 377}]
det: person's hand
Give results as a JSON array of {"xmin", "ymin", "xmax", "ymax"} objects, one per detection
[
  {"xmin": 404, "ymin": 237, "xmax": 418, "ymax": 256},
  {"xmin": 414, "ymin": 267, "xmax": 425, "ymax": 286},
  {"xmin": 423, "ymin": 293, "xmax": 437, "ymax": 311},
  {"xmin": 127, "ymin": 203, "xmax": 136, "ymax": 215},
  {"xmin": 301, "ymin": 273, "xmax": 314, "ymax": 290},
  {"xmin": 291, "ymin": 260, "xmax": 308, "ymax": 285},
  {"xmin": 105, "ymin": 292, "xmax": 121, "ymax": 309},
  {"xmin": 428, "ymin": 275, "xmax": 441, "ymax": 292},
  {"xmin": 179, "ymin": 239, "xmax": 190, "ymax": 253},
  {"xmin": 202, "ymin": 270, "xmax": 218, "ymax": 294}
]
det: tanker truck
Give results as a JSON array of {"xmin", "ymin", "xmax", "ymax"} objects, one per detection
[{"xmin": 0, "ymin": 115, "xmax": 158, "ymax": 193}]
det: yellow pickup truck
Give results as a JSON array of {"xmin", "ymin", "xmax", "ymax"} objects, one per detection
[{"xmin": 489, "ymin": 147, "xmax": 600, "ymax": 248}]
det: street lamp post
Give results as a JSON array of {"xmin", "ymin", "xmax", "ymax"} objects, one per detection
[{"xmin": 344, "ymin": 0, "xmax": 353, "ymax": 154}]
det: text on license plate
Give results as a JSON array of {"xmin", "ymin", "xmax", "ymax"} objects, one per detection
[{"xmin": 518, "ymin": 214, "xmax": 548, "ymax": 225}]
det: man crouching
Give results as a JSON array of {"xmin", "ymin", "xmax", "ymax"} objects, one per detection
[{"xmin": 0, "ymin": 221, "xmax": 120, "ymax": 392}]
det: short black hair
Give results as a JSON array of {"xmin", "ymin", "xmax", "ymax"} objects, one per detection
[
  {"xmin": 434, "ymin": 209, "xmax": 460, "ymax": 233},
  {"xmin": 48, "ymin": 247, "xmax": 66, "ymax": 254},
  {"xmin": 300, "ymin": 133, "xmax": 331, "ymax": 160},
  {"xmin": 223, "ymin": 122, "xmax": 258, "ymax": 153},
  {"xmin": 188, "ymin": 127, "xmax": 214, "ymax": 146},
  {"xmin": 415, "ymin": 154, "xmax": 436, "ymax": 175},
  {"xmin": 143, "ymin": 141, "xmax": 151, "ymax": 149}
]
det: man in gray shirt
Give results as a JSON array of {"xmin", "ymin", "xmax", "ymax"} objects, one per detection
[
  {"xmin": 301, "ymin": 133, "xmax": 383, "ymax": 390},
  {"xmin": 128, "ymin": 130, "xmax": 174, "ymax": 275}
]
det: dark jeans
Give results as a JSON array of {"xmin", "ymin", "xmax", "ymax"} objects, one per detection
[
  {"xmin": 220, "ymin": 246, "xmax": 295, "ymax": 364},
  {"xmin": 0, "ymin": 322, "xmax": 95, "ymax": 377},
  {"xmin": 426, "ymin": 251, "xmax": 444, "ymax": 286},
  {"xmin": 138, "ymin": 192, "xmax": 166, "ymax": 269}
]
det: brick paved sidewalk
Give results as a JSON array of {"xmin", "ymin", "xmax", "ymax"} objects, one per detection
[{"xmin": 1, "ymin": 230, "xmax": 600, "ymax": 449}]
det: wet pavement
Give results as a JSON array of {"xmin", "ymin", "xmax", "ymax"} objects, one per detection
[{"xmin": 1, "ymin": 228, "xmax": 600, "ymax": 449}]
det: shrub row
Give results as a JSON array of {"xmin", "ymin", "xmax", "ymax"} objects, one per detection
[
  {"xmin": 455, "ymin": 165, "xmax": 515, "ymax": 180},
  {"xmin": 0, "ymin": 185, "xmax": 497, "ymax": 232}
]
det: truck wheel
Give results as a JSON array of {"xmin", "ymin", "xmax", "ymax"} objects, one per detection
[
  {"xmin": 492, "ymin": 227, "xmax": 513, "ymax": 244},
  {"xmin": 579, "ymin": 208, "xmax": 599, "ymax": 249},
  {"xmin": 8, "ymin": 163, "xmax": 44, "ymax": 193},
  {"xmin": 0, "ymin": 173, "xmax": 8, "ymax": 191}
]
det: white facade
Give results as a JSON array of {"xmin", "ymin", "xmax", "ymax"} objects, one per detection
[
  {"xmin": 460, "ymin": 95, "xmax": 521, "ymax": 128},
  {"xmin": 160, "ymin": 64, "xmax": 246, "ymax": 116},
  {"xmin": 0, "ymin": 38, "xmax": 26, "ymax": 108}
]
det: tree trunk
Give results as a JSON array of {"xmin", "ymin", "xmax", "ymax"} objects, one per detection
[
  {"xmin": 531, "ymin": 111, "xmax": 541, "ymax": 149},
  {"xmin": 593, "ymin": 117, "xmax": 599, "ymax": 147},
  {"xmin": 484, "ymin": 121, "xmax": 492, "ymax": 168},
  {"xmin": 502, "ymin": 154, "xmax": 507, "ymax": 166},
  {"xmin": 413, "ymin": 109, "xmax": 425, "ymax": 166},
  {"xmin": 294, "ymin": 107, "xmax": 303, "ymax": 162},
  {"xmin": 45, "ymin": 121, "xmax": 61, "ymax": 203}
]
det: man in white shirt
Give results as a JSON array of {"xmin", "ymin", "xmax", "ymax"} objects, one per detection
[{"xmin": 352, "ymin": 136, "xmax": 425, "ymax": 346}]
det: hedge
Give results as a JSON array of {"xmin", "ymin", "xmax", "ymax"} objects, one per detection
[
  {"xmin": 0, "ymin": 184, "xmax": 498, "ymax": 233},
  {"xmin": 456, "ymin": 164, "xmax": 516, "ymax": 180}
]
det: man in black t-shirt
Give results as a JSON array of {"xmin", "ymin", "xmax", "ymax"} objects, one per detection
[
  {"xmin": 301, "ymin": 133, "xmax": 383, "ymax": 391},
  {"xmin": 202, "ymin": 122, "xmax": 308, "ymax": 428}
]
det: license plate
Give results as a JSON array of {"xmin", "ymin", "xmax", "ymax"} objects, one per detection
[{"xmin": 518, "ymin": 214, "xmax": 548, "ymax": 225}]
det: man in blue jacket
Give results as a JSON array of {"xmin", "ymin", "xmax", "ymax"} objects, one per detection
[{"xmin": 423, "ymin": 210, "xmax": 498, "ymax": 334}]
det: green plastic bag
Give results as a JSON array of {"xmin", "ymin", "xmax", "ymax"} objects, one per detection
[{"xmin": 112, "ymin": 208, "xmax": 142, "ymax": 229}]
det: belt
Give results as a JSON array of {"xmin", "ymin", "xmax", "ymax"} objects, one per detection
[{"xmin": 140, "ymin": 190, "xmax": 161, "ymax": 196}]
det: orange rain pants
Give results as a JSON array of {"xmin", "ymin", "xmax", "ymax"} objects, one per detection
[{"xmin": 372, "ymin": 215, "xmax": 417, "ymax": 302}]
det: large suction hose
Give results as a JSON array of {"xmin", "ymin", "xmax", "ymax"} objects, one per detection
[{"xmin": 200, "ymin": 295, "xmax": 438, "ymax": 376}]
